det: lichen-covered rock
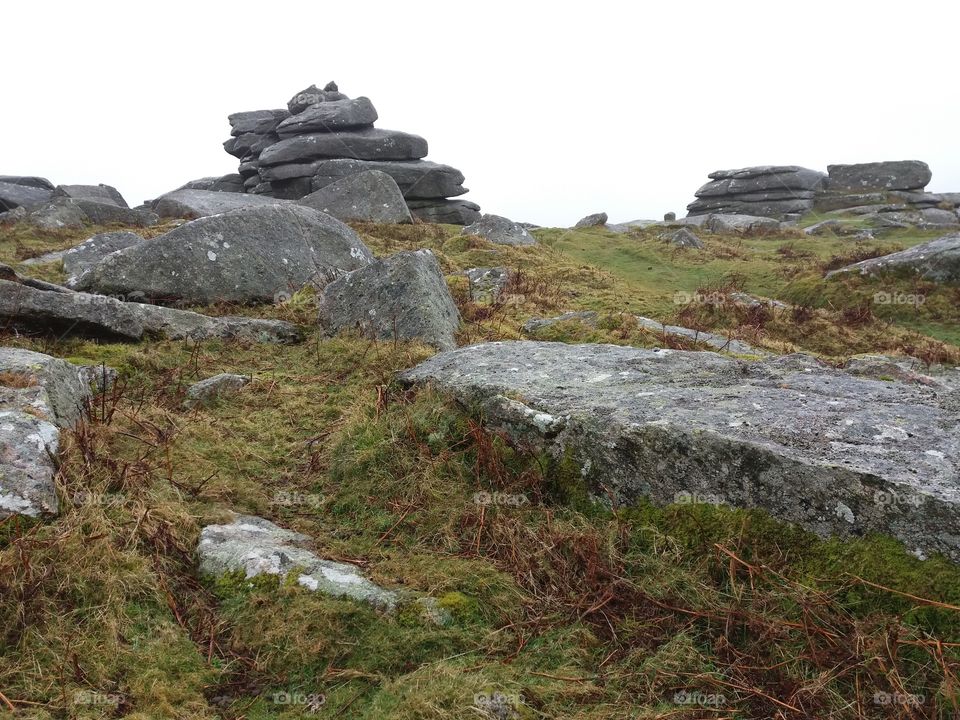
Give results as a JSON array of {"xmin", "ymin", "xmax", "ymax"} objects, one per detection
[
  {"xmin": 574, "ymin": 212, "xmax": 608, "ymax": 228},
  {"xmin": 400, "ymin": 341, "xmax": 960, "ymax": 563},
  {"xmin": 28, "ymin": 198, "xmax": 87, "ymax": 230},
  {"xmin": 666, "ymin": 227, "xmax": 703, "ymax": 249},
  {"xmin": 60, "ymin": 231, "xmax": 145, "ymax": 288},
  {"xmin": 706, "ymin": 214, "xmax": 780, "ymax": 233},
  {"xmin": 82, "ymin": 204, "xmax": 374, "ymax": 304},
  {"xmin": 198, "ymin": 515, "xmax": 397, "ymax": 609},
  {"xmin": 150, "ymin": 189, "xmax": 289, "ymax": 219},
  {"xmin": 827, "ymin": 161, "xmax": 931, "ymax": 192},
  {"xmin": 827, "ymin": 233, "xmax": 960, "ymax": 285},
  {"xmin": 462, "ymin": 214, "xmax": 536, "ymax": 246},
  {"xmin": 298, "ymin": 170, "xmax": 412, "ymax": 224},
  {"xmin": 318, "ymin": 249, "xmax": 460, "ymax": 350},
  {"xmin": 184, "ymin": 373, "xmax": 250, "ymax": 408}
]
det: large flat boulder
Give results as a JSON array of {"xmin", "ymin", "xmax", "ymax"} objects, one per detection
[
  {"xmin": 228, "ymin": 109, "xmax": 290, "ymax": 136},
  {"xmin": 276, "ymin": 97, "xmax": 378, "ymax": 137},
  {"xmin": 72, "ymin": 199, "xmax": 158, "ymax": 227},
  {"xmin": 82, "ymin": 204, "xmax": 374, "ymax": 304},
  {"xmin": 198, "ymin": 514, "xmax": 397, "ymax": 608},
  {"xmin": 258, "ymin": 128, "xmax": 428, "ymax": 166},
  {"xmin": 827, "ymin": 161, "xmax": 932, "ymax": 192},
  {"xmin": 0, "ymin": 180, "xmax": 53, "ymax": 211},
  {"xmin": 827, "ymin": 233, "xmax": 960, "ymax": 284},
  {"xmin": 318, "ymin": 249, "xmax": 460, "ymax": 350},
  {"xmin": 0, "ymin": 277, "xmax": 302, "ymax": 343},
  {"xmin": 61, "ymin": 231, "xmax": 145, "ymax": 288},
  {"xmin": 407, "ymin": 199, "xmax": 481, "ymax": 225},
  {"xmin": 298, "ymin": 170, "xmax": 412, "ymax": 223},
  {"xmin": 52, "ymin": 183, "xmax": 128, "ymax": 208},
  {"xmin": 150, "ymin": 188, "xmax": 289, "ymax": 219},
  {"xmin": 260, "ymin": 158, "xmax": 468, "ymax": 199},
  {"xmin": 400, "ymin": 342, "xmax": 960, "ymax": 563},
  {"xmin": 0, "ymin": 176, "xmax": 54, "ymax": 191}
]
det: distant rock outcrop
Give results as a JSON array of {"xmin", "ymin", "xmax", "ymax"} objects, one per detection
[
  {"xmin": 686, "ymin": 166, "xmax": 826, "ymax": 219},
  {"xmin": 223, "ymin": 82, "xmax": 480, "ymax": 224}
]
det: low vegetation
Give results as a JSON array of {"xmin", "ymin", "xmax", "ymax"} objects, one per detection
[{"xmin": 1, "ymin": 218, "xmax": 958, "ymax": 719}]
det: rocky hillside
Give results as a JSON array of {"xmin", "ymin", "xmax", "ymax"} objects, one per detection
[{"xmin": 2, "ymin": 154, "xmax": 960, "ymax": 718}]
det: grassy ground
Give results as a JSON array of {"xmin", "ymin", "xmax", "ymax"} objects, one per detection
[{"xmin": 1, "ymin": 218, "xmax": 958, "ymax": 719}]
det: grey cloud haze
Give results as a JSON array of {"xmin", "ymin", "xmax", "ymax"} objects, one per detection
[{"xmin": 4, "ymin": 0, "xmax": 958, "ymax": 226}]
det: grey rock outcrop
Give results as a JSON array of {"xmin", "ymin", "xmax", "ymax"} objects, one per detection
[
  {"xmin": 666, "ymin": 228, "xmax": 703, "ymax": 249},
  {"xmin": 1, "ymin": 349, "xmax": 94, "ymax": 520},
  {"xmin": 827, "ymin": 233, "xmax": 960, "ymax": 285},
  {"xmin": 0, "ymin": 278, "xmax": 303, "ymax": 343},
  {"xmin": 317, "ymin": 249, "xmax": 460, "ymax": 350},
  {"xmin": 221, "ymin": 83, "xmax": 479, "ymax": 223},
  {"xmin": 298, "ymin": 170, "xmax": 412, "ymax": 224},
  {"xmin": 184, "ymin": 373, "xmax": 250, "ymax": 408},
  {"xmin": 706, "ymin": 214, "xmax": 780, "ymax": 233},
  {"xmin": 399, "ymin": 341, "xmax": 960, "ymax": 563},
  {"xmin": 687, "ymin": 166, "xmax": 826, "ymax": 219},
  {"xmin": 464, "ymin": 267, "xmax": 510, "ymax": 303},
  {"xmin": 0, "ymin": 180, "xmax": 53, "ymax": 211},
  {"xmin": 150, "ymin": 188, "xmax": 289, "ymax": 219},
  {"xmin": 60, "ymin": 231, "xmax": 145, "ymax": 288},
  {"xmin": 52, "ymin": 183, "xmax": 128, "ymax": 208},
  {"xmin": 198, "ymin": 515, "xmax": 397, "ymax": 609},
  {"xmin": 82, "ymin": 204, "xmax": 374, "ymax": 304},
  {"xmin": 462, "ymin": 214, "xmax": 536, "ymax": 246},
  {"xmin": 574, "ymin": 212, "xmax": 608, "ymax": 228},
  {"xmin": 827, "ymin": 161, "xmax": 931, "ymax": 193},
  {"xmin": 27, "ymin": 198, "xmax": 87, "ymax": 229}
]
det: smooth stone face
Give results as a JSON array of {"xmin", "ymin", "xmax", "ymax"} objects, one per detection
[
  {"xmin": 52, "ymin": 184, "xmax": 127, "ymax": 208},
  {"xmin": 827, "ymin": 233, "xmax": 960, "ymax": 284},
  {"xmin": 827, "ymin": 160, "xmax": 932, "ymax": 192},
  {"xmin": 61, "ymin": 231, "xmax": 145, "ymax": 288},
  {"xmin": 267, "ymin": 159, "xmax": 468, "ymax": 199},
  {"xmin": 258, "ymin": 128, "xmax": 429, "ymax": 166},
  {"xmin": 28, "ymin": 198, "xmax": 87, "ymax": 230},
  {"xmin": 184, "ymin": 373, "xmax": 250, "ymax": 408},
  {"xmin": 318, "ymin": 249, "xmax": 460, "ymax": 351},
  {"xmin": 706, "ymin": 214, "xmax": 780, "ymax": 232},
  {"xmin": 276, "ymin": 97, "xmax": 378, "ymax": 137},
  {"xmin": 298, "ymin": 170, "xmax": 412, "ymax": 224},
  {"xmin": 0, "ymin": 347, "xmax": 92, "ymax": 428},
  {"xmin": 83, "ymin": 204, "xmax": 374, "ymax": 305},
  {"xmin": 462, "ymin": 214, "xmax": 536, "ymax": 246},
  {"xmin": 400, "ymin": 341, "xmax": 960, "ymax": 563},
  {"xmin": 228, "ymin": 109, "xmax": 290, "ymax": 136},
  {"xmin": 574, "ymin": 212, "xmax": 608, "ymax": 228},
  {"xmin": 151, "ymin": 189, "xmax": 290, "ymax": 219},
  {"xmin": 407, "ymin": 199, "xmax": 481, "ymax": 225},
  {"xmin": 0, "ymin": 180, "xmax": 53, "ymax": 211},
  {"xmin": 198, "ymin": 514, "xmax": 397, "ymax": 609}
]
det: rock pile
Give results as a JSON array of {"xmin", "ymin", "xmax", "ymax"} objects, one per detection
[
  {"xmin": 223, "ymin": 82, "xmax": 480, "ymax": 224},
  {"xmin": 686, "ymin": 160, "xmax": 960, "ymax": 225},
  {"xmin": 686, "ymin": 166, "xmax": 827, "ymax": 219}
]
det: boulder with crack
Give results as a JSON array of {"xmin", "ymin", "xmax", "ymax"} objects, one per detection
[
  {"xmin": 198, "ymin": 515, "xmax": 397, "ymax": 609},
  {"xmin": 399, "ymin": 341, "xmax": 960, "ymax": 563}
]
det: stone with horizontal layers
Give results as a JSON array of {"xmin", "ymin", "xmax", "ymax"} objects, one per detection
[
  {"xmin": 0, "ymin": 180, "xmax": 53, "ymax": 211},
  {"xmin": 279, "ymin": 159, "xmax": 469, "ymax": 199},
  {"xmin": 184, "ymin": 373, "xmax": 251, "ymax": 409},
  {"xmin": 298, "ymin": 170, "xmax": 412, "ymax": 224},
  {"xmin": 318, "ymin": 249, "xmax": 460, "ymax": 350},
  {"xmin": 400, "ymin": 341, "xmax": 960, "ymax": 563},
  {"xmin": 407, "ymin": 199, "xmax": 481, "ymax": 225},
  {"xmin": 228, "ymin": 109, "xmax": 290, "ymax": 136},
  {"xmin": 258, "ymin": 128, "xmax": 428, "ymax": 166},
  {"xmin": 81, "ymin": 204, "xmax": 374, "ymax": 305},
  {"xmin": 276, "ymin": 97, "xmax": 378, "ymax": 137}
]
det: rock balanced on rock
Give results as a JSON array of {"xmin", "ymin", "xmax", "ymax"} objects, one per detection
[{"xmin": 223, "ymin": 82, "xmax": 481, "ymax": 224}]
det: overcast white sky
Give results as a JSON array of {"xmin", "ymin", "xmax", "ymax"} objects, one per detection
[{"xmin": 4, "ymin": 1, "xmax": 958, "ymax": 226}]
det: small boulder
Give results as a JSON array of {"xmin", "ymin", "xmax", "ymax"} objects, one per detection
[
  {"xmin": 407, "ymin": 199, "xmax": 481, "ymax": 225},
  {"xmin": 298, "ymin": 170, "xmax": 412, "ymax": 224},
  {"xmin": 184, "ymin": 373, "xmax": 250, "ymax": 409},
  {"xmin": 663, "ymin": 212, "xmax": 676, "ymax": 222},
  {"xmin": 287, "ymin": 83, "xmax": 349, "ymax": 115},
  {"xmin": 198, "ymin": 514, "xmax": 396, "ymax": 609},
  {"xmin": 462, "ymin": 214, "xmax": 536, "ymax": 246},
  {"xmin": 317, "ymin": 249, "xmax": 460, "ymax": 350},
  {"xmin": 667, "ymin": 228, "xmax": 703, "ymax": 249},
  {"xmin": 28, "ymin": 198, "xmax": 87, "ymax": 230},
  {"xmin": 464, "ymin": 267, "xmax": 510, "ymax": 303},
  {"xmin": 574, "ymin": 212, "xmax": 608, "ymax": 228},
  {"xmin": 276, "ymin": 97, "xmax": 378, "ymax": 137}
]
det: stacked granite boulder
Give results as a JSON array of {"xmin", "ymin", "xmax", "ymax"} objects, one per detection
[
  {"xmin": 223, "ymin": 82, "xmax": 480, "ymax": 224},
  {"xmin": 686, "ymin": 166, "xmax": 827, "ymax": 219}
]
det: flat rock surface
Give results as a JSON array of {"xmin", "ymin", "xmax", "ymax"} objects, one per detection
[
  {"xmin": 258, "ymin": 128, "xmax": 428, "ymax": 166},
  {"xmin": 198, "ymin": 515, "xmax": 397, "ymax": 608},
  {"xmin": 298, "ymin": 170, "xmax": 412, "ymax": 224},
  {"xmin": 400, "ymin": 341, "xmax": 960, "ymax": 562},
  {"xmin": 462, "ymin": 214, "xmax": 536, "ymax": 246},
  {"xmin": 827, "ymin": 233, "xmax": 960, "ymax": 285},
  {"xmin": 151, "ymin": 189, "xmax": 289, "ymax": 219}
]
